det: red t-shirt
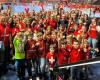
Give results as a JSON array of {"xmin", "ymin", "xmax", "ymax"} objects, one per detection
[
  {"xmin": 70, "ymin": 47, "xmax": 82, "ymax": 63},
  {"xmin": 0, "ymin": 24, "xmax": 11, "ymax": 47},
  {"xmin": 47, "ymin": 19, "xmax": 57, "ymax": 29},
  {"xmin": 26, "ymin": 39, "xmax": 36, "ymax": 59},
  {"xmin": 36, "ymin": 39, "xmax": 46, "ymax": 58},
  {"xmin": 66, "ymin": 44, "xmax": 72, "ymax": 52},
  {"xmin": 89, "ymin": 25, "xmax": 97, "ymax": 39},
  {"xmin": 82, "ymin": 47, "xmax": 90, "ymax": 60},
  {"xmin": 46, "ymin": 52, "xmax": 56, "ymax": 68},
  {"xmin": 58, "ymin": 48, "xmax": 69, "ymax": 65}
]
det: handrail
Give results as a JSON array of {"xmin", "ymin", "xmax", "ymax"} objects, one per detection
[{"xmin": 57, "ymin": 57, "xmax": 100, "ymax": 69}]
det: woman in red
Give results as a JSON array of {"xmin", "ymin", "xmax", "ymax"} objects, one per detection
[{"xmin": 88, "ymin": 18, "xmax": 98, "ymax": 58}]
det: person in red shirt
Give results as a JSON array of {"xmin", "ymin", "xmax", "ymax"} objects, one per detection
[
  {"xmin": 88, "ymin": 18, "xmax": 98, "ymax": 58},
  {"xmin": 25, "ymin": 31, "xmax": 36, "ymax": 80},
  {"xmin": 46, "ymin": 44, "xmax": 57, "ymax": 80},
  {"xmin": 69, "ymin": 39, "xmax": 82, "ymax": 80},
  {"xmin": 0, "ymin": 15, "xmax": 12, "ymax": 73},
  {"xmin": 47, "ymin": 15, "xmax": 57, "ymax": 29},
  {"xmin": 69, "ymin": 39, "xmax": 82, "ymax": 63},
  {"xmin": 58, "ymin": 41, "xmax": 69, "ymax": 65},
  {"xmin": 35, "ymin": 32, "xmax": 46, "ymax": 79},
  {"xmin": 81, "ymin": 39, "xmax": 90, "ymax": 60}
]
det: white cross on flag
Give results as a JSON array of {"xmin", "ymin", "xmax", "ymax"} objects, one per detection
[{"xmin": 49, "ymin": 57, "xmax": 55, "ymax": 64}]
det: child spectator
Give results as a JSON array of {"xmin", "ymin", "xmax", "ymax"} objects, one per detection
[
  {"xmin": 69, "ymin": 39, "xmax": 82, "ymax": 80},
  {"xmin": 13, "ymin": 32, "xmax": 26, "ymax": 80},
  {"xmin": 25, "ymin": 31, "xmax": 36, "ymax": 80},
  {"xmin": 46, "ymin": 45, "xmax": 57, "ymax": 80}
]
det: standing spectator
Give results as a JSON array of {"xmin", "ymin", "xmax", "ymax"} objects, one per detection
[
  {"xmin": 0, "ymin": 15, "xmax": 12, "ymax": 73},
  {"xmin": 35, "ymin": 32, "xmax": 46, "ymax": 79},
  {"xmin": 25, "ymin": 31, "xmax": 36, "ymax": 80},
  {"xmin": 69, "ymin": 39, "xmax": 82, "ymax": 80},
  {"xmin": 13, "ymin": 32, "xmax": 26, "ymax": 80},
  {"xmin": 88, "ymin": 18, "xmax": 98, "ymax": 58},
  {"xmin": 46, "ymin": 45, "xmax": 57, "ymax": 80}
]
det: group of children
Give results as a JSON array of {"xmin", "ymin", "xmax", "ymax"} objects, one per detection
[{"xmin": 0, "ymin": 7, "xmax": 100, "ymax": 80}]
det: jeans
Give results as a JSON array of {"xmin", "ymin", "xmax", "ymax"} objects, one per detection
[
  {"xmin": 39, "ymin": 58, "xmax": 50, "ymax": 80},
  {"xmin": 39, "ymin": 58, "xmax": 46, "ymax": 74},
  {"xmin": 88, "ymin": 37, "xmax": 98, "ymax": 49},
  {"xmin": 88, "ymin": 37, "xmax": 98, "ymax": 58},
  {"xmin": 26, "ymin": 59, "xmax": 32, "ymax": 77},
  {"xmin": 15, "ymin": 59, "xmax": 25, "ymax": 79},
  {"xmin": 70, "ymin": 66, "xmax": 81, "ymax": 80}
]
